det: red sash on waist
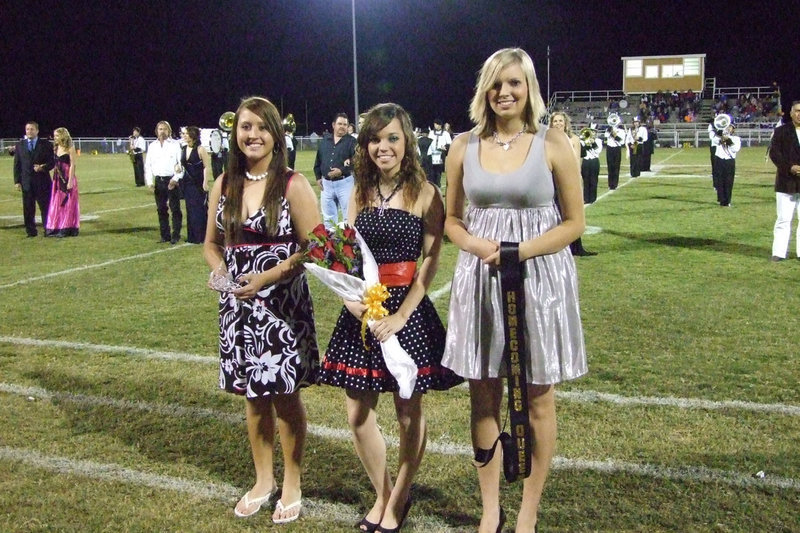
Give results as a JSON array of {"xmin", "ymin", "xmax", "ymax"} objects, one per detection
[{"xmin": 378, "ymin": 261, "xmax": 416, "ymax": 287}]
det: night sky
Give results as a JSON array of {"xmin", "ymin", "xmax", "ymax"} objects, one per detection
[{"xmin": 3, "ymin": 0, "xmax": 797, "ymax": 138}]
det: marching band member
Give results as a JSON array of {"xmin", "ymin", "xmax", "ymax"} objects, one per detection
[
  {"xmin": 603, "ymin": 115, "xmax": 624, "ymax": 189},
  {"xmin": 708, "ymin": 119, "xmax": 719, "ymax": 191},
  {"xmin": 625, "ymin": 117, "xmax": 647, "ymax": 177},
  {"xmin": 129, "ymin": 127, "xmax": 147, "ymax": 187},
  {"xmin": 711, "ymin": 121, "xmax": 741, "ymax": 207},
  {"xmin": 580, "ymin": 124, "xmax": 602, "ymax": 204}
]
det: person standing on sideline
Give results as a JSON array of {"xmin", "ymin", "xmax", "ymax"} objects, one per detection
[
  {"xmin": 604, "ymin": 117, "xmax": 625, "ymax": 190},
  {"xmin": 46, "ymin": 127, "xmax": 80, "ymax": 237},
  {"xmin": 426, "ymin": 118, "xmax": 451, "ymax": 188},
  {"xmin": 710, "ymin": 123, "xmax": 741, "ymax": 207},
  {"xmin": 769, "ymin": 100, "xmax": 800, "ymax": 261},
  {"xmin": 180, "ymin": 126, "xmax": 212, "ymax": 243},
  {"xmin": 129, "ymin": 127, "xmax": 147, "ymax": 187},
  {"xmin": 145, "ymin": 121, "xmax": 183, "ymax": 244},
  {"xmin": 626, "ymin": 117, "xmax": 647, "ymax": 177},
  {"xmin": 13, "ymin": 121, "xmax": 54, "ymax": 237},
  {"xmin": 580, "ymin": 125, "xmax": 602, "ymax": 204},
  {"xmin": 550, "ymin": 112, "xmax": 597, "ymax": 257},
  {"xmin": 203, "ymin": 96, "xmax": 320, "ymax": 524},
  {"xmin": 314, "ymin": 112, "xmax": 357, "ymax": 228},
  {"xmin": 443, "ymin": 48, "xmax": 587, "ymax": 533}
]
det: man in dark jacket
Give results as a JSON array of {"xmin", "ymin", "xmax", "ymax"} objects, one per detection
[
  {"xmin": 13, "ymin": 121, "xmax": 54, "ymax": 237},
  {"xmin": 769, "ymin": 100, "xmax": 800, "ymax": 261}
]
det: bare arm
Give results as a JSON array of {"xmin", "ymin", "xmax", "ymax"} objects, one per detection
[
  {"xmin": 519, "ymin": 128, "xmax": 585, "ymax": 260},
  {"xmin": 203, "ymin": 175, "xmax": 226, "ymax": 272},
  {"xmin": 199, "ymin": 147, "xmax": 213, "ymax": 191}
]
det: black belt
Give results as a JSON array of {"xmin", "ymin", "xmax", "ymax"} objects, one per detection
[
  {"xmin": 156, "ymin": 175, "xmax": 173, "ymax": 180},
  {"xmin": 473, "ymin": 242, "xmax": 534, "ymax": 483},
  {"xmin": 324, "ymin": 175, "xmax": 349, "ymax": 182}
]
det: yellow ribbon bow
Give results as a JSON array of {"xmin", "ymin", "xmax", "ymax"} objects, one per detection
[{"xmin": 361, "ymin": 283, "xmax": 390, "ymax": 350}]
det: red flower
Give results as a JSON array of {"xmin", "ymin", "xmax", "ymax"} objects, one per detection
[
  {"xmin": 324, "ymin": 240, "xmax": 335, "ymax": 253},
  {"xmin": 342, "ymin": 244, "xmax": 355, "ymax": 259},
  {"xmin": 330, "ymin": 261, "xmax": 347, "ymax": 273},
  {"xmin": 343, "ymin": 227, "xmax": 356, "ymax": 241},
  {"xmin": 311, "ymin": 224, "xmax": 328, "ymax": 240},
  {"xmin": 308, "ymin": 246, "xmax": 325, "ymax": 261}
]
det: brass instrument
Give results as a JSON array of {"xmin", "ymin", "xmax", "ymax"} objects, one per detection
[
  {"xmin": 219, "ymin": 111, "xmax": 235, "ymax": 132},
  {"xmin": 282, "ymin": 113, "xmax": 296, "ymax": 134},
  {"xmin": 713, "ymin": 113, "xmax": 732, "ymax": 133},
  {"xmin": 579, "ymin": 127, "xmax": 596, "ymax": 145},
  {"xmin": 607, "ymin": 113, "xmax": 622, "ymax": 127}
]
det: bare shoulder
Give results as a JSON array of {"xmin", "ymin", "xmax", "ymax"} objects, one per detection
[{"xmin": 286, "ymin": 171, "xmax": 316, "ymax": 200}]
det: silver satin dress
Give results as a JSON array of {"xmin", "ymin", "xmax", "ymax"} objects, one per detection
[{"xmin": 442, "ymin": 127, "xmax": 587, "ymax": 384}]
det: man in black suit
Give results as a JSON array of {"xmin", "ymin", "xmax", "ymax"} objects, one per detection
[{"xmin": 13, "ymin": 122, "xmax": 54, "ymax": 237}]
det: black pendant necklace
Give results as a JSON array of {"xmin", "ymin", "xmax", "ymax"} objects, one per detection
[{"xmin": 376, "ymin": 180, "xmax": 402, "ymax": 216}]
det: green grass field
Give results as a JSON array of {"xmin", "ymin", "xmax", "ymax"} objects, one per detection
[{"xmin": 1, "ymin": 147, "xmax": 798, "ymax": 533}]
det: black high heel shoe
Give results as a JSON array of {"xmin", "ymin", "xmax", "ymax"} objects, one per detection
[
  {"xmin": 356, "ymin": 516, "xmax": 379, "ymax": 532},
  {"xmin": 375, "ymin": 497, "xmax": 412, "ymax": 533},
  {"xmin": 496, "ymin": 507, "xmax": 506, "ymax": 533}
]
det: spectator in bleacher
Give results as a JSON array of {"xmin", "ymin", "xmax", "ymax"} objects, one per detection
[
  {"xmin": 710, "ymin": 122, "xmax": 741, "ymax": 207},
  {"xmin": 626, "ymin": 117, "xmax": 647, "ymax": 177},
  {"xmin": 769, "ymin": 100, "xmax": 800, "ymax": 261}
]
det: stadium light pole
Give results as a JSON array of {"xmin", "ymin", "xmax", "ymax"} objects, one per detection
[{"xmin": 352, "ymin": 0, "xmax": 359, "ymax": 130}]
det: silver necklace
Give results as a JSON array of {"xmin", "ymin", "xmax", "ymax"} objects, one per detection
[
  {"xmin": 492, "ymin": 127, "xmax": 527, "ymax": 151},
  {"xmin": 376, "ymin": 180, "xmax": 402, "ymax": 216},
  {"xmin": 245, "ymin": 169, "xmax": 269, "ymax": 181}
]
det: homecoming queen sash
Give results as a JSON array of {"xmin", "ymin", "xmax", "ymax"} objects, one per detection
[{"xmin": 498, "ymin": 242, "xmax": 533, "ymax": 482}]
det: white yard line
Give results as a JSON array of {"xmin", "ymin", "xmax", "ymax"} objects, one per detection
[
  {"xmin": 0, "ymin": 244, "xmax": 191, "ymax": 290},
  {"xmin": 2, "ymin": 382, "xmax": 798, "ymax": 494},
  {"xmin": 90, "ymin": 203, "xmax": 152, "ymax": 214}
]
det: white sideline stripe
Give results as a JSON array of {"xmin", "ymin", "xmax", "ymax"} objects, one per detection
[
  {"xmin": 558, "ymin": 389, "xmax": 800, "ymax": 417},
  {"xmin": 2, "ymin": 382, "xmax": 798, "ymax": 494},
  {"xmin": 0, "ymin": 244, "xmax": 192, "ymax": 290},
  {"xmin": 0, "ymin": 445, "xmax": 240, "ymax": 501},
  {"xmin": 91, "ymin": 203, "xmax": 152, "ymax": 214},
  {"xmin": 0, "ymin": 336, "xmax": 215, "ymax": 363},
  {"xmin": 3, "ymin": 336, "xmax": 799, "ymax": 417}
]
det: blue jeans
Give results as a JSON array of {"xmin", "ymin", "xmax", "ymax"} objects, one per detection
[{"xmin": 320, "ymin": 176, "xmax": 354, "ymax": 228}]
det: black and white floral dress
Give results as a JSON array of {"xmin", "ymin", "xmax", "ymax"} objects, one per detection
[{"xmin": 215, "ymin": 180, "xmax": 319, "ymax": 398}]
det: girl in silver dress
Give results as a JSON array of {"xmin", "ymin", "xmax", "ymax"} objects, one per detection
[{"xmin": 442, "ymin": 48, "xmax": 588, "ymax": 533}]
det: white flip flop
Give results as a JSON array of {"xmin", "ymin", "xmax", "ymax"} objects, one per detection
[
  {"xmin": 234, "ymin": 486, "xmax": 277, "ymax": 518},
  {"xmin": 272, "ymin": 493, "xmax": 302, "ymax": 524}
]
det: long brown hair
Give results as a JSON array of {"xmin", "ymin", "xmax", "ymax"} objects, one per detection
[
  {"xmin": 353, "ymin": 103, "xmax": 424, "ymax": 212},
  {"xmin": 222, "ymin": 96, "xmax": 288, "ymax": 244}
]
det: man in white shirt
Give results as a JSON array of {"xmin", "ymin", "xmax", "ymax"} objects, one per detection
[
  {"xmin": 427, "ymin": 118, "xmax": 451, "ymax": 188},
  {"xmin": 580, "ymin": 125, "xmax": 602, "ymax": 203},
  {"xmin": 129, "ymin": 127, "xmax": 147, "ymax": 187},
  {"xmin": 710, "ymin": 123, "xmax": 741, "ymax": 207},
  {"xmin": 145, "ymin": 121, "xmax": 183, "ymax": 244},
  {"xmin": 626, "ymin": 117, "xmax": 648, "ymax": 177}
]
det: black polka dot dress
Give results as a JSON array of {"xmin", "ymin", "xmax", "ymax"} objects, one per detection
[{"xmin": 318, "ymin": 208, "xmax": 463, "ymax": 393}]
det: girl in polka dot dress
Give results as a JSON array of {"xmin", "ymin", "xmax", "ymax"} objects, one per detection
[{"xmin": 318, "ymin": 103, "xmax": 461, "ymax": 532}]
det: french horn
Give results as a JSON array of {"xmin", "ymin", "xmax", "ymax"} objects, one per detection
[{"xmin": 218, "ymin": 111, "xmax": 235, "ymax": 132}]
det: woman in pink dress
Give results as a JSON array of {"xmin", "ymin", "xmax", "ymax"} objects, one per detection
[{"xmin": 46, "ymin": 127, "xmax": 80, "ymax": 237}]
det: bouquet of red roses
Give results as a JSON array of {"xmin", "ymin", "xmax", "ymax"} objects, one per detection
[
  {"xmin": 303, "ymin": 223, "xmax": 417, "ymax": 398},
  {"xmin": 304, "ymin": 223, "xmax": 363, "ymax": 278}
]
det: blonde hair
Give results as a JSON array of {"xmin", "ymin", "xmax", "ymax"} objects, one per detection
[
  {"xmin": 53, "ymin": 127, "xmax": 73, "ymax": 149},
  {"xmin": 469, "ymin": 48, "xmax": 545, "ymax": 138},
  {"xmin": 549, "ymin": 111, "xmax": 575, "ymax": 138}
]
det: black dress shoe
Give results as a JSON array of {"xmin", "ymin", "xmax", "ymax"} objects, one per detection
[
  {"xmin": 574, "ymin": 249, "xmax": 598, "ymax": 257},
  {"xmin": 26, "ymin": 233, "xmax": 37, "ymax": 238},
  {"xmin": 376, "ymin": 497, "xmax": 411, "ymax": 533},
  {"xmin": 159, "ymin": 238, "xmax": 170, "ymax": 243},
  {"xmin": 356, "ymin": 516, "xmax": 379, "ymax": 532}
]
